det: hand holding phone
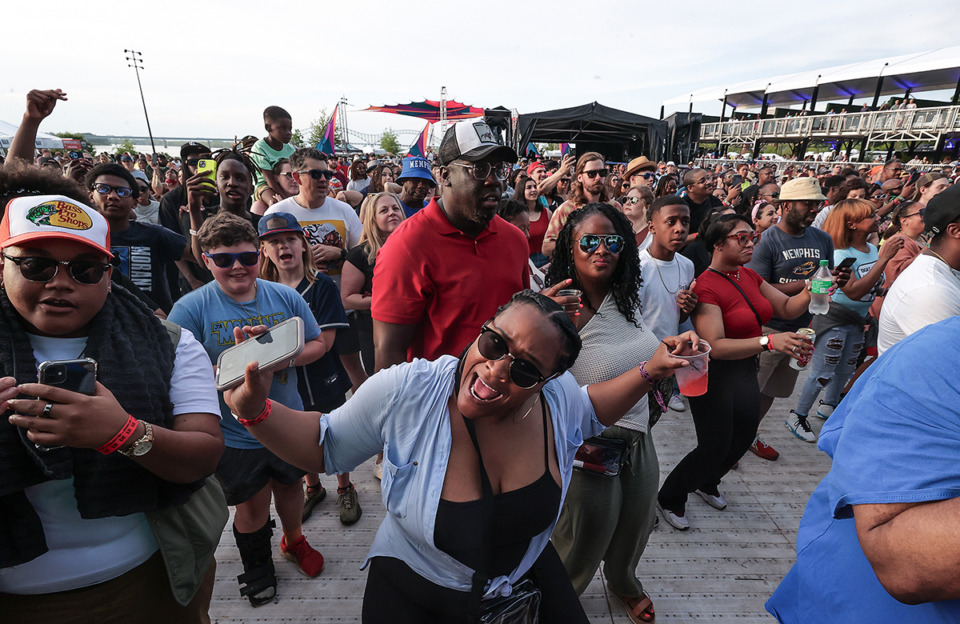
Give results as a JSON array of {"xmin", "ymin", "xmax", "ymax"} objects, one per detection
[
  {"xmin": 836, "ymin": 257, "xmax": 857, "ymax": 271},
  {"xmin": 216, "ymin": 318, "xmax": 305, "ymax": 391},
  {"xmin": 197, "ymin": 159, "xmax": 217, "ymax": 184}
]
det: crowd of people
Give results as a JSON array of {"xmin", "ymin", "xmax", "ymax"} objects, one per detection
[{"xmin": 2, "ymin": 87, "xmax": 960, "ymax": 623}]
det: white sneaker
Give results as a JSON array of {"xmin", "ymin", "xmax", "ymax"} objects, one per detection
[
  {"xmin": 668, "ymin": 394, "xmax": 686, "ymax": 412},
  {"xmin": 816, "ymin": 402, "xmax": 835, "ymax": 420},
  {"xmin": 657, "ymin": 502, "xmax": 689, "ymax": 530},
  {"xmin": 696, "ymin": 489, "xmax": 727, "ymax": 510},
  {"xmin": 786, "ymin": 412, "xmax": 817, "ymax": 443}
]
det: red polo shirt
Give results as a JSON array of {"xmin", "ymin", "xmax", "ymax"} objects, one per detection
[{"xmin": 372, "ymin": 198, "xmax": 531, "ymax": 361}]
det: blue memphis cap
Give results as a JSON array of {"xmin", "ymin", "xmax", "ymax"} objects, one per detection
[
  {"xmin": 258, "ymin": 212, "xmax": 303, "ymax": 239},
  {"xmin": 396, "ymin": 156, "xmax": 436, "ymax": 185}
]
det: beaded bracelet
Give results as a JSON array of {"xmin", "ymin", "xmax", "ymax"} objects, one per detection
[
  {"xmin": 638, "ymin": 362, "xmax": 667, "ymax": 413},
  {"xmin": 237, "ymin": 400, "xmax": 273, "ymax": 427},
  {"xmin": 96, "ymin": 414, "xmax": 139, "ymax": 455}
]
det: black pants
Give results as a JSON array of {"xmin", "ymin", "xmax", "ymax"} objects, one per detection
[
  {"xmin": 658, "ymin": 357, "xmax": 760, "ymax": 513},
  {"xmin": 361, "ymin": 543, "xmax": 588, "ymax": 624}
]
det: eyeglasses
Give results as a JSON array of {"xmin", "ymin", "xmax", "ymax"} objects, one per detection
[
  {"xmin": 695, "ymin": 176, "xmax": 714, "ymax": 185},
  {"xmin": 871, "ymin": 193, "xmax": 886, "ymax": 200},
  {"xmin": 477, "ymin": 323, "xmax": 552, "ymax": 388},
  {"xmin": 582, "ymin": 168, "xmax": 608, "ymax": 179},
  {"xmin": 185, "ymin": 158, "xmax": 201, "ymax": 167},
  {"xmin": 449, "ymin": 161, "xmax": 509, "ymax": 181},
  {"xmin": 760, "ymin": 191, "xmax": 780, "ymax": 199},
  {"xmin": 636, "ymin": 172, "xmax": 657, "ymax": 180},
  {"xmin": 93, "ymin": 183, "xmax": 133, "ymax": 198},
  {"xmin": 203, "ymin": 250, "xmax": 260, "ymax": 268},
  {"xmin": 559, "ymin": 177, "xmax": 571, "ymax": 183},
  {"xmin": 578, "ymin": 234, "xmax": 625, "ymax": 254},
  {"xmin": 297, "ymin": 169, "xmax": 335, "ymax": 181},
  {"xmin": 1, "ymin": 252, "xmax": 111, "ymax": 285},
  {"xmin": 726, "ymin": 231, "xmax": 761, "ymax": 246},
  {"xmin": 903, "ymin": 208, "xmax": 925, "ymax": 219},
  {"xmin": 622, "ymin": 196, "xmax": 642, "ymax": 205}
]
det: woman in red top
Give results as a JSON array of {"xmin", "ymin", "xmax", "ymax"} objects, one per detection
[
  {"xmin": 518, "ymin": 174, "xmax": 552, "ymax": 268},
  {"xmin": 657, "ymin": 214, "xmax": 813, "ymax": 530}
]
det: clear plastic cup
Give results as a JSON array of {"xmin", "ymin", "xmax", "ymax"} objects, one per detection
[
  {"xmin": 557, "ymin": 289, "xmax": 582, "ymax": 313},
  {"xmin": 673, "ymin": 340, "xmax": 711, "ymax": 397}
]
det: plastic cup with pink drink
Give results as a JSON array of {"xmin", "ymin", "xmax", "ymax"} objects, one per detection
[{"xmin": 673, "ymin": 340, "xmax": 711, "ymax": 397}]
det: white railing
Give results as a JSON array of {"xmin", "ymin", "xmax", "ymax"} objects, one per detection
[{"xmin": 700, "ymin": 105, "xmax": 960, "ymax": 142}]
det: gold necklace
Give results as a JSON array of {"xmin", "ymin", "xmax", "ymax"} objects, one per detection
[
  {"xmin": 928, "ymin": 249, "xmax": 960, "ymax": 279},
  {"xmin": 236, "ymin": 281, "xmax": 263, "ymax": 323},
  {"xmin": 513, "ymin": 394, "xmax": 540, "ymax": 424},
  {"xmin": 653, "ymin": 256, "xmax": 681, "ymax": 294}
]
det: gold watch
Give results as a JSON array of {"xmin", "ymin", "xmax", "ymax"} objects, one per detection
[{"xmin": 120, "ymin": 421, "xmax": 154, "ymax": 457}]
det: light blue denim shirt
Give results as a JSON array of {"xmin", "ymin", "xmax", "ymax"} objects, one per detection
[{"xmin": 319, "ymin": 355, "xmax": 602, "ymax": 598}]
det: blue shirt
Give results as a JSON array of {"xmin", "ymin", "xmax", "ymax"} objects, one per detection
[
  {"xmin": 831, "ymin": 245, "xmax": 881, "ymax": 316},
  {"xmin": 320, "ymin": 355, "xmax": 603, "ymax": 598},
  {"xmin": 399, "ymin": 198, "xmax": 428, "ymax": 218},
  {"xmin": 767, "ymin": 316, "xmax": 960, "ymax": 623},
  {"xmin": 168, "ymin": 278, "xmax": 321, "ymax": 449}
]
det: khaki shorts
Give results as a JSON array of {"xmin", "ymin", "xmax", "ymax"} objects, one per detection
[{"xmin": 756, "ymin": 326, "xmax": 800, "ymax": 398}]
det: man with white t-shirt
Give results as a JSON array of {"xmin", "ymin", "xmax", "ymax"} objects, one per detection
[
  {"xmin": 878, "ymin": 184, "xmax": 960, "ymax": 354},
  {"xmin": 266, "ymin": 148, "xmax": 361, "ymax": 283},
  {"xmin": 638, "ymin": 195, "xmax": 697, "ymax": 411}
]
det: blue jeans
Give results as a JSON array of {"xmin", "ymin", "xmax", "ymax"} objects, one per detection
[{"xmin": 795, "ymin": 323, "xmax": 864, "ymax": 416}]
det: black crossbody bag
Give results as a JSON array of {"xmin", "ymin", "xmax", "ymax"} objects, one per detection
[{"xmin": 707, "ymin": 268, "xmax": 765, "ymax": 329}]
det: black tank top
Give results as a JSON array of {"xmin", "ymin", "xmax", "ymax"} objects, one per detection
[{"xmin": 434, "ymin": 397, "xmax": 561, "ymax": 577}]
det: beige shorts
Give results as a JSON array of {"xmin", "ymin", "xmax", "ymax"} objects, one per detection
[{"xmin": 756, "ymin": 326, "xmax": 800, "ymax": 398}]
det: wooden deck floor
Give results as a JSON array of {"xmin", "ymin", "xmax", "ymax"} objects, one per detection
[{"xmin": 209, "ymin": 373, "xmax": 830, "ymax": 622}]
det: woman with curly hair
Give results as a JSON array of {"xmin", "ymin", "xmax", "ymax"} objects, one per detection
[{"xmin": 546, "ymin": 203, "xmax": 665, "ymax": 624}]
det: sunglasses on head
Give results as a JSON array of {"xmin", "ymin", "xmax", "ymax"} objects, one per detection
[
  {"xmin": 726, "ymin": 231, "xmax": 761, "ymax": 246},
  {"xmin": 298, "ymin": 169, "xmax": 335, "ymax": 181},
  {"xmin": 1, "ymin": 252, "xmax": 111, "ymax": 285},
  {"xmin": 93, "ymin": 183, "xmax": 133, "ymax": 198},
  {"xmin": 203, "ymin": 250, "xmax": 260, "ymax": 268},
  {"xmin": 578, "ymin": 234, "xmax": 625, "ymax": 254},
  {"xmin": 582, "ymin": 168, "xmax": 608, "ymax": 179},
  {"xmin": 477, "ymin": 323, "xmax": 552, "ymax": 388}
]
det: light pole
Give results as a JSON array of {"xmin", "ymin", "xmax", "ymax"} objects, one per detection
[
  {"xmin": 124, "ymin": 49, "xmax": 157, "ymax": 156},
  {"xmin": 339, "ymin": 96, "xmax": 350, "ymax": 153}
]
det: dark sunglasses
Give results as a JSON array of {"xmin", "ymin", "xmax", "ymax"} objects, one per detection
[
  {"xmin": 637, "ymin": 172, "xmax": 657, "ymax": 180},
  {"xmin": 185, "ymin": 158, "xmax": 201, "ymax": 167},
  {"xmin": 578, "ymin": 234, "xmax": 625, "ymax": 254},
  {"xmin": 93, "ymin": 183, "xmax": 133, "ymax": 198},
  {"xmin": 761, "ymin": 191, "xmax": 780, "ymax": 199},
  {"xmin": 297, "ymin": 169, "xmax": 335, "ymax": 181},
  {"xmin": 477, "ymin": 323, "xmax": 552, "ymax": 388},
  {"xmin": 582, "ymin": 168, "xmax": 608, "ymax": 179},
  {"xmin": 726, "ymin": 231, "xmax": 761, "ymax": 246},
  {"xmin": 203, "ymin": 250, "xmax": 260, "ymax": 268},
  {"xmin": 1, "ymin": 253, "xmax": 111, "ymax": 285},
  {"xmin": 903, "ymin": 208, "xmax": 925, "ymax": 219}
]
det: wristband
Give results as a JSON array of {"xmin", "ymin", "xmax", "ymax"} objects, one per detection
[
  {"xmin": 638, "ymin": 362, "xmax": 667, "ymax": 413},
  {"xmin": 237, "ymin": 399, "xmax": 273, "ymax": 427},
  {"xmin": 96, "ymin": 414, "xmax": 139, "ymax": 455}
]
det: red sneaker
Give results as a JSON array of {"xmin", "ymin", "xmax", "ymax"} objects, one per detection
[
  {"xmin": 750, "ymin": 436, "xmax": 780, "ymax": 461},
  {"xmin": 280, "ymin": 535, "xmax": 324, "ymax": 577}
]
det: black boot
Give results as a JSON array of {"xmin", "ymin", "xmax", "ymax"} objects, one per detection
[{"xmin": 234, "ymin": 519, "xmax": 277, "ymax": 607}]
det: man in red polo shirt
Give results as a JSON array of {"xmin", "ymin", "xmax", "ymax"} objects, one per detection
[{"xmin": 372, "ymin": 120, "xmax": 530, "ymax": 367}]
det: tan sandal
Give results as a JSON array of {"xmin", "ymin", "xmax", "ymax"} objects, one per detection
[{"xmin": 613, "ymin": 590, "xmax": 655, "ymax": 623}]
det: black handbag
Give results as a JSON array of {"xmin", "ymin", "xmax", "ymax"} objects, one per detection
[
  {"xmin": 463, "ymin": 399, "xmax": 543, "ymax": 624},
  {"xmin": 573, "ymin": 436, "xmax": 628, "ymax": 477}
]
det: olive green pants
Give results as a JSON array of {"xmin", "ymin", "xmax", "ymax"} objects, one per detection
[{"xmin": 552, "ymin": 425, "xmax": 659, "ymax": 597}]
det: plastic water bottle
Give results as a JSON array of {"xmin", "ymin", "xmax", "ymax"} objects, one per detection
[{"xmin": 808, "ymin": 259, "xmax": 832, "ymax": 315}]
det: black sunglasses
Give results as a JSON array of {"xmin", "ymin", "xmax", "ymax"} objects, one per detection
[
  {"xmin": 477, "ymin": 323, "xmax": 552, "ymax": 388},
  {"xmin": 93, "ymin": 183, "xmax": 133, "ymax": 198},
  {"xmin": 578, "ymin": 234, "xmax": 625, "ymax": 254},
  {"xmin": 203, "ymin": 251, "xmax": 260, "ymax": 268},
  {"xmin": 1, "ymin": 253, "xmax": 111, "ymax": 285},
  {"xmin": 298, "ymin": 169, "xmax": 335, "ymax": 181},
  {"xmin": 582, "ymin": 168, "xmax": 608, "ymax": 179}
]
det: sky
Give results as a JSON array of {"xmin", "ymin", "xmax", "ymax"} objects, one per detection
[{"xmin": 4, "ymin": 0, "xmax": 959, "ymax": 150}]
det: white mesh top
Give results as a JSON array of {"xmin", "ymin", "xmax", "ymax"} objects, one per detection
[{"xmin": 569, "ymin": 293, "xmax": 661, "ymax": 433}]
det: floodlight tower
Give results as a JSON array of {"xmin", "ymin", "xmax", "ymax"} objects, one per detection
[{"xmin": 124, "ymin": 49, "xmax": 157, "ymax": 155}]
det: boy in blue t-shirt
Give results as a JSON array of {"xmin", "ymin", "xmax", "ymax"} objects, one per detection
[
  {"xmin": 168, "ymin": 212, "xmax": 327, "ymax": 606},
  {"xmin": 250, "ymin": 106, "xmax": 296, "ymax": 207}
]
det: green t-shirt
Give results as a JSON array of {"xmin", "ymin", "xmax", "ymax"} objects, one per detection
[{"xmin": 250, "ymin": 138, "xmax": 295, "ymax": 188}]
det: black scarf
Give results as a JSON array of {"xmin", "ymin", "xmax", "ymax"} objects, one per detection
[{"xmin": 0, "ymin": 285, "xmax": 201, "ymax": 568}]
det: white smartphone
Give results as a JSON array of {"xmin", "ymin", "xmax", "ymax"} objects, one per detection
[{"xmin": 215, "ymin": 317, "xmax": 304, "ymax": 391}]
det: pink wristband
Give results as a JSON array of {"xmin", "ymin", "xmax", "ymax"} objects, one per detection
[
  {"xmin": 97, "ymin": 414, "xmax": 139, "ymax": 455},
  {"xmin": 237, "ymin": 400, "xmax": 273, "ymax": 427}
]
